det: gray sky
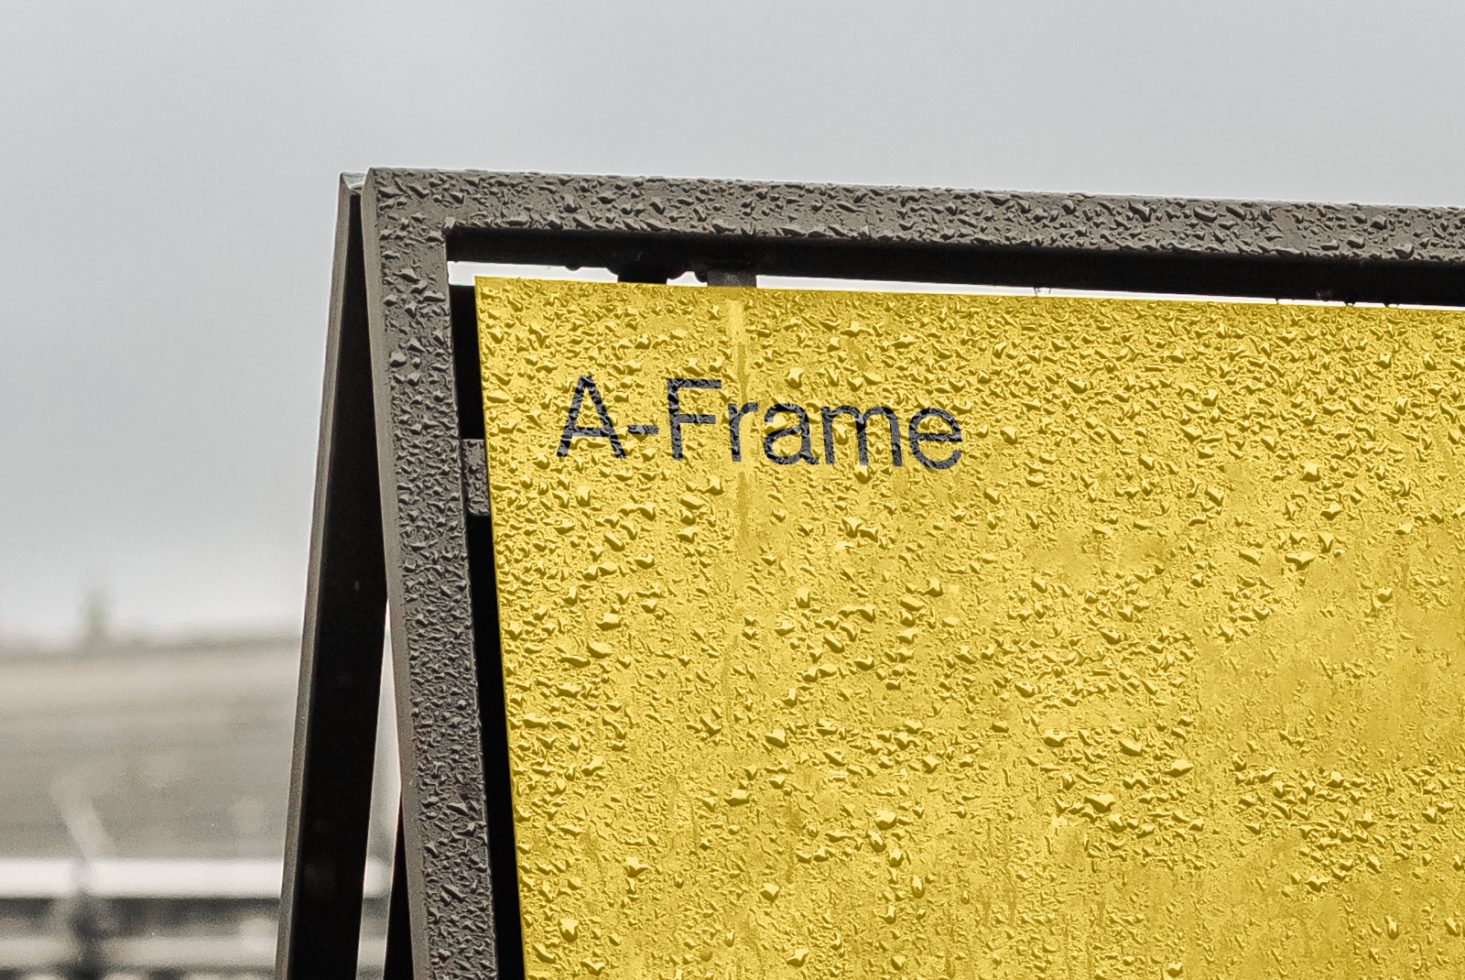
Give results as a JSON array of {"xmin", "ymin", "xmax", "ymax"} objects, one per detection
[{"xmin": 5, "ymin": 1, "xmax": 1465, "ymax": 641}]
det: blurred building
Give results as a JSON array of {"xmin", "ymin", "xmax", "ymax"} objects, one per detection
[{"xmin": 0, "ymin": 623, "xmax": 391, "ymax": 978}]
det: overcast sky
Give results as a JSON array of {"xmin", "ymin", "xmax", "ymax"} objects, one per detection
[{"xmin": 4, "ymin": 1, "xmax": 1465, "ymax": 641}]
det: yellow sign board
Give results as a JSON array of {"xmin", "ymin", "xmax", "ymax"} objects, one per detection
[{"xmin": 476, "ymin": 277, "xmax": 1465, "ymax": 978}]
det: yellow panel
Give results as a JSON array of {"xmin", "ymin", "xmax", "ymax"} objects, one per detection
[{"xmin": 475, "ymin": 277, "xmax": 1465, "ymax": 979}]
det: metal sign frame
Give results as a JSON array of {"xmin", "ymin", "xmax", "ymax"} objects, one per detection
[{"xmin": 278, "ymin": 169, "xmax": 1465, "ymax": 979}]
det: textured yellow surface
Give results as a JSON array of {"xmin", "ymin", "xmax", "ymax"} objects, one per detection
[{"xmin": 476, "ymin": 277, "xmax": 1465, "ymax": 979}]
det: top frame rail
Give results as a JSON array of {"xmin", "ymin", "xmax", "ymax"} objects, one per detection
[{"xmin": 394, "ymin": 169, "xmax": 1465, "ymax": 305}]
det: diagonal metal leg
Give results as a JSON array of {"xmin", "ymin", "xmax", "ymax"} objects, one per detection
[
  {"xmin": 382, "ymin": 805, "xmax": 415, "ymax": 979},
  {"xmin": 277, "ymin": 175, "xmax": 388, "ymax": 980}
]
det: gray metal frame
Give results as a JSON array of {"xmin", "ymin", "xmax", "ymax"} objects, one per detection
[{"xmin": 282, "ymin": 169, "xmax": 1465, "ymax": 980}]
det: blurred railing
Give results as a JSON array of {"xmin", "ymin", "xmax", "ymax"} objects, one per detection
[{"xmin": 0, "ymin": 857, "xmax": 388, "ymax": 979}]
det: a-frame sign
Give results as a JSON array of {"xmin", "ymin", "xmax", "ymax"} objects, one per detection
[{"xmin": 279, "ymin": 171, "xmax": 1465, "ymax": 979}]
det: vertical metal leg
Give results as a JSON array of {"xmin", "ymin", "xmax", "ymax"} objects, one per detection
[{"xmin": 277, "ymin": 177, "xmax": 388, "ymax": 979}]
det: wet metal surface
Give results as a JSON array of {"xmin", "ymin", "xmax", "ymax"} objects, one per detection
[{"xmin": 351, "ymin": 169, "xmax": 1465, "ymax": 976}]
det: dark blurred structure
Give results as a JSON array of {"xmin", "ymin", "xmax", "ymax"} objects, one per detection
[{"xmin": 0, "ymin": 625, "xmax": 390, "ymax": 977}]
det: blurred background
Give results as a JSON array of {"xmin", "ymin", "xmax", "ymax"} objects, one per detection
[{"xmin": 4, "ymin": 1, "xmax": 1465, "ymax": 976}]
